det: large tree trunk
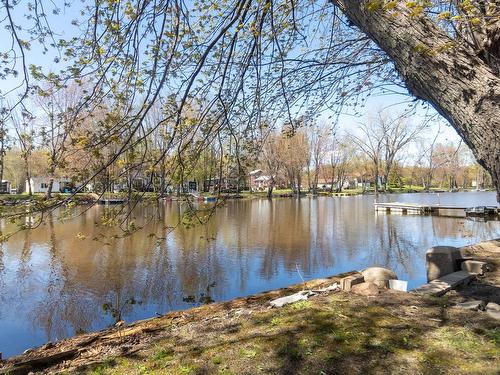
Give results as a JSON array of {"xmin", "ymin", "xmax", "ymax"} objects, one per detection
[{"xmin": 332, "ymin": 0, "xmax": 500, "ymax": 202}]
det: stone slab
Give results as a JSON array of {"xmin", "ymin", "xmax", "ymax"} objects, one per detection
[
  {"xmin": 412, "ymin": 271, "xmax": 476, "ymax": 296},
  {"xmin": 388, "ymin": 279, "xmax": 408, "ymax": 292}
]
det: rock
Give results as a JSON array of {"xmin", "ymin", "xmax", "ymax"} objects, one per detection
[
  {"xmin": 485, "ymin": 302, "xmax": 500, "ymax": 320},
  {"xmin": 351, "ymin": 282, "xmax": 380, "ymax": 296},
  {"xmin": 453, "ymin": 300, "xmax": 486, "ymax": 311},
  {"xmin": 425, "ymin": 246, "xmax": 463, "ymax": 282},
  {"xmin": 361, "ymin": 267, "xmax": 397, "ymax": 288},
  {"xmin": 460, "ymin": 260, "xmax": 489, "ymax": 275},
  {"xmin": 340, "ymin": 274, "xmax": 364, "ymax": 291}
]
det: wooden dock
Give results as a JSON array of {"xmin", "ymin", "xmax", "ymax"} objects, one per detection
[{"xmin": 374, "ymin": 202, "xmax": 498, "ymax": 217}]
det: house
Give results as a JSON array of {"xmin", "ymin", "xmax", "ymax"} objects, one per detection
[
  {"xmin": 181, "ymin": 181, "xmax": 198, "ymax": 193},
  {"xmin": 254, "ymin": 175, "xmax": 271, "ymax": 190},
  {"xmin": 26, "ymin": 177, "xmax": 74, "ymax": 194},
  {"xmin": 316, "ymin": 178, "xmax": 354, "ymax": 191},
  {"xmin": 249, "ymin": 169, "xmax": 272, "ymax": 191},
  {"xmin": 316, "ymin": 178, "xmax": 333, "ymax": 190},
  {"xmin": 249, "ymin": 169, "xmax": 263, "ymax": 188},
  {"xmin": 354, "ymin": 178, "xmax": 371, "ymax": 189},
  {"xmin": 0, "ymin": 180, "xmax": 11, "ymax": 194}
]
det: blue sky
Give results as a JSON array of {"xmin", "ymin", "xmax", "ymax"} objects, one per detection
[{"xmin": 0, "ymin": 0, "xmax": 462, "ymax": 151}]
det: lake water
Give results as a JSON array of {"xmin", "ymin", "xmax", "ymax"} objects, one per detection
[{"xmin": 0, "ymin": 192, "xmax": 499, "ymax": 357}]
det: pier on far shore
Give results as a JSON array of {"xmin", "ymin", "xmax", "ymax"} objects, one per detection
[{"xmin": 374, "ymin": 201, "xmax": 499, "ymax": 218}]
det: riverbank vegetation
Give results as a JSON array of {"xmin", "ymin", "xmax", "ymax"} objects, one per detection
[
  {"xmin": 84, "ymin": 291, "xmax": 499, "ymax": 375},
  {"xmin": 2, "ymin": 239, "xmax": 499, "ymax": 375}
]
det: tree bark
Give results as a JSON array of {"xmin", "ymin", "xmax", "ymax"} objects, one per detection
[
  {"xmin": 267, "ymin": 180, "xmax": 275, "ymax": 198},
  {"xmin": 46, "ymin": 177, "xmax": 54, "ymax": 199},
  {"xmin": 332, "ymin": 0, "xmax": 500, "ymax": 201}
]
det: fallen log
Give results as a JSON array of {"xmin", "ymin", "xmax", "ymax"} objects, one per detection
[{"xmin": 0, "ymin": 349, "xmax": 79, "ymax": 375}]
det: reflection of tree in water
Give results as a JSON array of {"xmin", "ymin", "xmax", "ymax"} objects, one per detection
[
  {"xmin": 29, "ymin": 213, "xmax": 98, "ymax": 341},
  {"xmin": 373, "ymin": 214, "xmax": 419, "ymax": 278},
  {"xmin": 460, "ymin": 218, "xmax": 500, "ymax": 243},
  {"xmin": 16, "ymin": 229, "xmax": 33, "ymax": 283},
  {"xmin": 254, "ymin": 198, "xmax": 336, "ymax": 280},
  {"xmin": 0, "ymin": 242, "xmax": 5, "ymax": 312},
  {"xmin": 21, "ymin": 208, "xmax": 179, "ymax": 340}
]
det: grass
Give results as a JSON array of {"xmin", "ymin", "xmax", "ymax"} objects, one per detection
[{"xmin": 80, "ymin": 290, "xmax": 500, "ymax": 375}]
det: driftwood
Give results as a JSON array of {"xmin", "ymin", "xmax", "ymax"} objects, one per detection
[{"xmin": 0, "ymin": 349, "xmax": 78, "ymax": 375}]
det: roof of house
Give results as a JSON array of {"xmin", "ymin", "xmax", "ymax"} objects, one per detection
[{"xmin": 255, "ymin": 175, "xmax": 271, "ymax": 182}]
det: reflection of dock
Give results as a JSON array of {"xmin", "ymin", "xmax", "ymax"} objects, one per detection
[{"xmin": 374, "ymin": 202, "xmax": 498, "ymax": 217}]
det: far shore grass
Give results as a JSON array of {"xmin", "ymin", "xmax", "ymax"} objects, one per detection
[{"xmin": 0, "ymin": 186, "xmax": 491, "ymax": 206}]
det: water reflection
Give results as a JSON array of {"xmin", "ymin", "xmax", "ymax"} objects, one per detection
[{"xmin": 0, "ymin": 192, "xmax": 499, "ymax": 357}]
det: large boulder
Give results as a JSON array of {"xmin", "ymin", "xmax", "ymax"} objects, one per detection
[
  {"xmin": 425, "ymin": 246, "xmax": 464, "ymax": 282},
  {"xmin": 485, "ymin": 302, "xmax": 500, "ymax": 320},
  {"xmin": 361, "ymin": 267, "xmax": 397, "ymax": 288}
]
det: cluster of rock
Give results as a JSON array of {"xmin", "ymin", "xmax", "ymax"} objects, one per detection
[
  {"xmin": 340, "ymin": 266, "xmax": 402, "ymax": 296},
  {"xmin": 425, "ymin": 246, "xmax": 489, "ymax": 282}
]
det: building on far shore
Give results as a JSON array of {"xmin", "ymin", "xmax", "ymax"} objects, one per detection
[
  {"xmin": 0, "ymin": 180, "xmax": 11, "ymax": 194},
  {"xmin": 249, "ymin": 169, "xmax": 272, "ymax": 191},
  {"xmin": 25, "ymin": 177, "xmax": 74, "ymax": 194}
]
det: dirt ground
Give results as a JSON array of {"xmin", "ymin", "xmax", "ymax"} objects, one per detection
[{"xmin": 1, "ymin": 240, "xmax": 499, "ymax": 375}]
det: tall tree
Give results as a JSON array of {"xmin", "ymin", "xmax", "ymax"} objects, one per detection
[
  {"xmin": 330, "ymin": 0, "xmax": 500, "ymax": 199},
  {"xmin": 1, "ymin": 0, "xmax": 499, "ymax": 205},
  {"xmin": 306, "ymin": 123, "xmax": 331, "ymax": 195},
  {"xmin": 351, "ymin": 120, "xmax": 384, "ymax": 194}
]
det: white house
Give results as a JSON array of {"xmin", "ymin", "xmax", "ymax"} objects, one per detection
[
  {"xmin": 254, "ymin": 175, "xmax": 271, "ymax": 190},
  {"xmin": 25, "ymin": 177, "xmax": 73, "ymax": 194}
]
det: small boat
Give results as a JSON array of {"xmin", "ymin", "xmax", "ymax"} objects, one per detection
[
  {"xmin": 204, "ymin": 196, "xmax": 217, "ymax": 202},
  {"xmin": 97, "ymin": 198, "xmax": 126, "ymax": 205}
]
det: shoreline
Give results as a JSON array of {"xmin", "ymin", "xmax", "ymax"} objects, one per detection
[
  {"xmin": 1, "ymin": 238, "xmax": 499, "ymax": 374},
  {"xmin": 0, "ymin": 271, "xmax": 357, "ymax": 371},
  {"xmin": 0, "ymin": 188, "xmax": 495, "ymax": 208}
]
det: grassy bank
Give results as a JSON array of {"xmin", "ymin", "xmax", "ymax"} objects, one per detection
[
  {"xmin": 1, "ymin": 239, "xmax": 499, "ymax": 375},
  {"xmin": 85, "ymin": 292, "xmax": 499, "ymax": 375}
]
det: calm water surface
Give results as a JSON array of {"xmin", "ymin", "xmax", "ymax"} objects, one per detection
[{"xmin": 0, "ymin": 192, "xmax": 499, "ymax": 357}]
